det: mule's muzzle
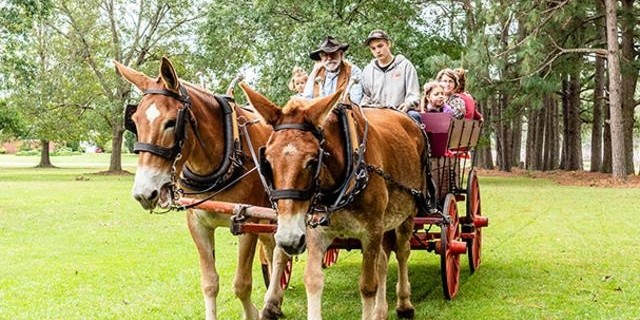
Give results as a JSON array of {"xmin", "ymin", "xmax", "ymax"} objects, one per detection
[
  {"xmin": 276, "ymin": 234, "xmax": 307, "ymax": 256},
  {"xmin": 132, "ymin": 184, "xmax": 173, "ymax": 210},
  {"xmin": 133, "ymin": 189, "xmax": 159, "ymax": 210}
]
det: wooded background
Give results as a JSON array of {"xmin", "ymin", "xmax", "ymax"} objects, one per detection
[{"xmin": 1, "ymin": 0, "xmax": 638, "ymax": 179}]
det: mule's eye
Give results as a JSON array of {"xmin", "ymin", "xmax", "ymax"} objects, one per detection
[
  {"xmin": 164, "ymin": 120, "xmax": 176, "ymax": 130},
  {"xmin": 305, "ymin": 159, "xmax": 318, "ymax": 170}
]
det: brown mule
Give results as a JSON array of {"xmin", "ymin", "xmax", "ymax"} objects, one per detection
[
  {"xmin": 114, "ymin": 57, "xmax": 289, "ymax": 320},
  {"xmin": 241, "ymin": 84, "xmax": 428, "ymax": 320}
]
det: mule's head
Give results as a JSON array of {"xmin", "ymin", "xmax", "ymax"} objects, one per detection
[
  {"xmin": 115, "ymin": 57, "xmax": 191, "ymax": 210},
  {"xmin": 240, "ymin": 83, "xmax": 342, "ymax": 255}
]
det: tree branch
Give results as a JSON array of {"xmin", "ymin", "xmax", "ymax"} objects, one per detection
[{"xmin": 58, "ymin": 3, "xmax": 113, "ymax": 99}]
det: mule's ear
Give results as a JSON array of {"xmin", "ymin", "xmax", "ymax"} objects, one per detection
[
  {"xmin": 239, "ymin": 82, "xmax": 281, "ymax": 126},
  {"xmin": 305, "ymin": 89, "xmax": 343, "ymax": 127},
  {"xmin": 113, "ymin": 60, "xmax": 153, "ymax": 91},
  {"xmin": 160, "ymin": 56, "xmax": 180, "ymax": 92}
]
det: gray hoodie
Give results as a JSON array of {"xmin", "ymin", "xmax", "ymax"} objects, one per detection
[{"xmin": 360, "ymin": 54, "xmax": 420, "ymax": 109}]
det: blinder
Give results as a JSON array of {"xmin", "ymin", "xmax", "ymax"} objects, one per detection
[
  {"xmin": 258, "ymin": 146, "xmax": 274, "ymax": 188},
  {"xmin": 124, "ymin": 104, "xmax": 138, "ymax": 135}
]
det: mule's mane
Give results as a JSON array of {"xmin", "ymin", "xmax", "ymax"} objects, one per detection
[
  {"xmin": 282, "ymin": 97, "xmax": 308, "ymax": 115},
  {"xmin": 181, "ymin": 81, "xmax": 215, "ymax": 99}
]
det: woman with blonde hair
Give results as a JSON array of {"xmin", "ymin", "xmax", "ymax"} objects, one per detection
[{"xmin": 288, "ymin": 66, "xmax": 308, "ymax": 98}]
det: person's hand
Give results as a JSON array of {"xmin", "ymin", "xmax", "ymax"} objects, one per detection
[{"xmin": 398, "ymin": 103, "xmax": 409, "ymax": 112}]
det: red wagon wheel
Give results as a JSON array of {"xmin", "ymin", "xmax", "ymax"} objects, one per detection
[
  {"xmin": 440, "ymin": 193, "xmax": 464, "ymax": 300},
  {"xmin": 259, "ymin": 242, "xmax": 293, "ymax": 290},
  {"xmin": 322, "ymin": 248, "xmax": 339, "ymax": 268},
  {"xmin": 464, "ymin": 169, "xmax": 487, "ymax": 274}
]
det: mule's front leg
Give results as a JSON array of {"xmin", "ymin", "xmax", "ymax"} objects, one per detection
[
  {"xmin": 187, "ymin": 211, "xmax": 219, "ymax": 320},
  {"xmin": 360, "ymin": 234, "xmax": 387, "ymax": 320},
  {"xmin": 234, "ymin": 233, "xmax": 259, "ymax": 320},
  {"xmin": 261, "ymin": 246, "xmax": 289, "ymax": 320},
  {"xmin": 303, "ymin": 229, "xmax": 329, "ymax": 320}
]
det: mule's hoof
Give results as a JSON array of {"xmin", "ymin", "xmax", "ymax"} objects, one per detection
[
  {"xmin": 260, "ymin": 305, "xmax": 284, "ymax": 320},
  {"xmin": 396, "ymin": 307, "xmax": 415, "ymax": 319}
]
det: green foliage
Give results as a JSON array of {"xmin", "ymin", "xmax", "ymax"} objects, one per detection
[
  {"xmin": 51, "ymin": 146, "xmax": 82, "ymax": 156},
  {"xmin": 15, "ymin": 150, "xmax": 40, "ymax": 156},
  {"xmin": 196, "ymin": 0, "xmax": 458, "ymax": 104},
  {"xmin": 0, "ymin": 100, "xmax": 27, "ymax": 139}
]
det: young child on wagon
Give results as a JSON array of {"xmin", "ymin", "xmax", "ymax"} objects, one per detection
[
  {"xmin": 421, "ymin": 81, "xmax": 454, "ymax": 115},
  {"xmin": 288, "ymin": 66, "xmax": 309, "ymax": 98}
]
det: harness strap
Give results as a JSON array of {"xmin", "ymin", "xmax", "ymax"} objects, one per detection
[
  {"xmin": 270, "ymin": 189, "xmax": 315, "ymax": 201},
  {"xmin": 133, "ymin": 142, "xmax": 177, "ymax": 159},
  {"xmin": 315, "ymin": 103, "xmax": 369, "ymax": 213},
  {"xmin": 274, "ymin": 123, "xmax": 324, "ymax": 141},
  {"xmin": 179, "ymin": 95, "xmax": 244, "ymax": 191},
  {"xmin": 142, "ymin": 88, "xmax": 187, "ymax": 102}
]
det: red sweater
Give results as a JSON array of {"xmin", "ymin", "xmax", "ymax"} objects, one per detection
[{"xmin": 457, "ymin": 92, "xmax": 482, "ymax": 121}]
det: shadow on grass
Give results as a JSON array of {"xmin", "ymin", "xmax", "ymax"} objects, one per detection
[{"xmin": 91, "ymin": 169, "xmax": 134, "ymax": 176}]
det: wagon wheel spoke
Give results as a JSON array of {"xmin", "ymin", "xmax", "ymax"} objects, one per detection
[
  {"xmin": 322, "ymin": 248, "xmax": 340, "ymax": 269},
  {"xmin": 259, "ymin": 242, "xmax": 293, "ymax": 290},
  {"xmin": 464, "ymin": 169, "xmax": 487, "ymax": 274},
  {"xmin": 440, "ymin": 194, "xmax": 462, "ymax": 300}
]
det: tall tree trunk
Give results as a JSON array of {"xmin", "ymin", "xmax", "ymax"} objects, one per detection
[
  {"xmin": 525, "ymin": 104, "xmax": 545, "ymax": 171},
  {"xmin": 544, "ymin": 94, "xmax": 560, "ymax": 171},
  {"xmin": 106, "ymin": 89, "xmax": 129, "ymax": 173},
  {"xmin": 568, "ymin": 63, "xmax": 583, "ymax": 170},
  {"xmin": 560, "ymin": 75, "xmax": 569, "ymax": 169},
  {"xmin": 543, "ymin": 94, "xmax": 553, "ymax": 171},
  {"xmin": 511, "ymin": 113, "xmax": 522, "ymax": 168},
  {"xmin": 604, "ymin": 0, "xmax": 627, "ymax": 179},
  {"xmin": 620, "ymin": 0, "xmax": 637, "ymax": 174},
  {"xmin": 591, "ymin": 56, "xmax": 605, "ymax": 172},
  {"xmin": 602, "ymin": 96, "xmax": 613, "ymax": 173},
  {"xmin": 525, "ymin": 106, "xmax": 536, "ymax": 170},
  {"xmin": 551, "ymin": 96, "xmax": 560, "ymax": 170},
  {"xmin": 476, "ymin": 100, "xmax": 494, "ymax": 169},
  {"xmin": 493, "ymin": 94, "xmax": 503, "ymax": 170},
  {"xmin": 109, "ymin": 126, "xmax": 124, "ymax": 172},
  {"xmin": 497, "ymin": 92, "xmax": 512, "ymax": 171},
  {"xmin": 561, "ymin": 65, "xmax": 584, "ymax": 171},
  {"xmin": 36, "ymin": 139, "xmax": 54, "ymax": 168},
  {"xmin": 534, "ymin": 104, "xmax": 545, "ymax": 170}
]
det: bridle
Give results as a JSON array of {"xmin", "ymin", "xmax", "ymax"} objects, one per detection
[
  {"xmin": 125, "ymin": 86, "xmax": 198, "ymax": 160},
  {"xmin": 125, "ymin": 84, "xmax": 248, "ymax": 211},
  {"xmin": 258, "ymin": 122, "xmax": 326, "ymax": 207},
  {"xmin": 254, "ymin": 103, "xmax": 371, "ymax": 227}
]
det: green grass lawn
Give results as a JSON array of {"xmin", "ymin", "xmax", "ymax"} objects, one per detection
[{"xmin": 1, "ymin": 154, "xmax": 639, "ymax": 319}]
